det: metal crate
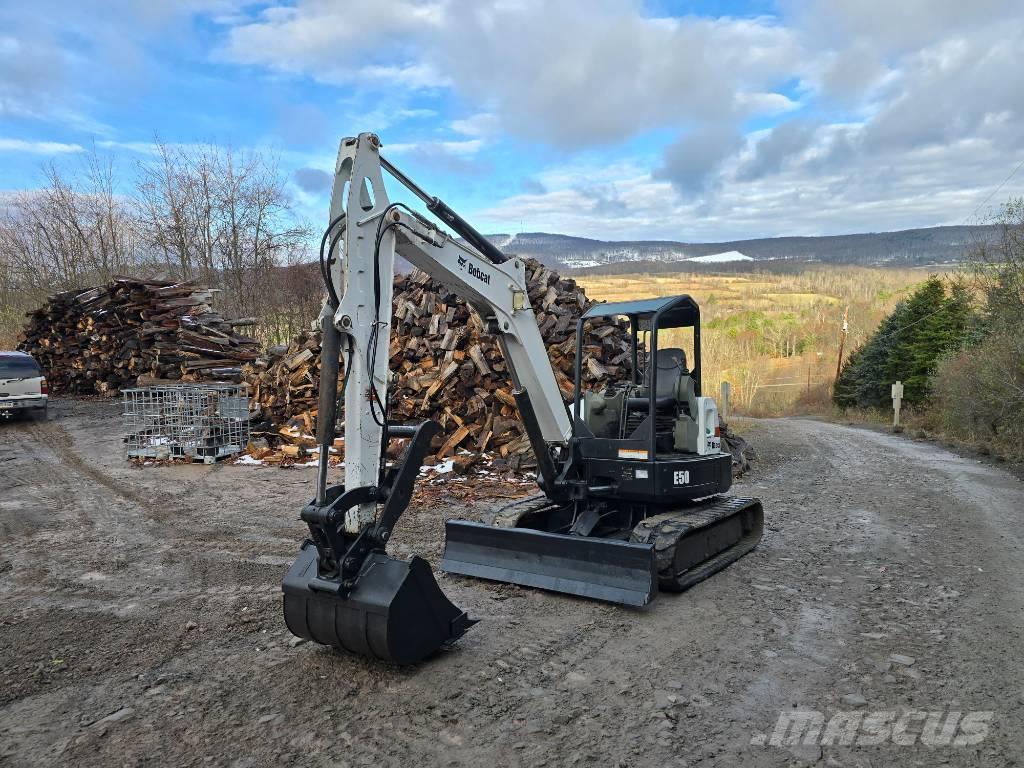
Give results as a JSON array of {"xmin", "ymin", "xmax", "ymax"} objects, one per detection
[{"xmin": 123, "ymin": 384, "xmax": 250, "ymax": 463}]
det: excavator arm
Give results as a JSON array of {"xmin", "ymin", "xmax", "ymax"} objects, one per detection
[
  {"xmin": 282, "ymin": 132, "xmax": 571, "ymax": 663},
  {"xmin": 323, "ymin": 133, "xmax": 571, "ymax": 534}
]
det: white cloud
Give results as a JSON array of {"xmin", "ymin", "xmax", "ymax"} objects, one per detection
[
  {"xmin": 219, "ymin": 1, "xmax": 807, "ymax": 147},
  {"xmin": 5, "ymin": 0, "xmax": 1024, "ymax": 240},
  {"xmin": 385, "ymin": 139, "xmax": 483, "ymax": 157},
  {"xmin": 737, "ymin": 120, "xmax": 819, "ymax": 181},
  {"xmin": 0, "ymin": 1, "xmax": 246, "ymax": 130},
  {"xmin": 428, "ymin": 6, "xmax": 805, "ymax": 148},
  {"xmin": 121, "ymin": 0, "xmax": 1024, "ymax": 233},
  {"xmin": 222, "ymin": 1, "xmax": 446, "ymax": 87},
  {"xmin": 734, "ymin": 92, "xmax": 801, "ymax": 116},
  {"xmin": 654, "ymin": 125, "xmax": 745, "ymax": 196},
  {"xmin": 348, "ymin": 106, "xmax": 437, "ymax": 132},
  {"xmin": 0, "ymin": 138, "xmax": 84, "ymax": 155},
  {"xmin": 451, "ymin": 113, "xmax": 499, "ymax": 138},
  {"xmin": 475, "ymin": 120, "xmax": 1020, "ymax": 242}
]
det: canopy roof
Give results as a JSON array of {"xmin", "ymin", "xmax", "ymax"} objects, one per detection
[{"xmin": 580, "ymin": 295, "xmax": 700, "ymax": 328}]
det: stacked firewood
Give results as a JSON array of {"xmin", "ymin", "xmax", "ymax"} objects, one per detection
[
  {"xmin": 246, "ymin": 329, "xmax": 329, "ymax": 427},
  {"xmin": 18, "ymin": 277, "xmax": 261, "ymax": 395},
  {"xmin": 244, "ymin": 260, "xmax": 631, "ymax": 466}
]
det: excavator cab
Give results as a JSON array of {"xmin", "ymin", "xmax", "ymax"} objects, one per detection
[
  {"xmin": 570, "ymin": 297, "xmax": 732, "ymax": 501},
  {"xmin": 578, "ymin": 296, "xmax": 722, "ymax": 459}
]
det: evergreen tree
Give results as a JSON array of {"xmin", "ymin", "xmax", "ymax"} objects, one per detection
[
  {"xmin": 832, "ymin": 345, "xmax": 864, "ymax": 408},
  {"xmin": 885, "ymin": 277, "xmax": 948, "ymax": 402},
  {"xmin": 833, "ymin": 277, "xmax": 977, "ymax": 409}
]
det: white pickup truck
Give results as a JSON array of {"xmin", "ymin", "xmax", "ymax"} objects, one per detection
[{"xmin": 0, "ymin": 351, "xmax": 48, "ymax": 420}]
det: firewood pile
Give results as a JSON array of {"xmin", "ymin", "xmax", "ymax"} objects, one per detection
[
  {"xmin": 244, "ymin": 260, "xmax": 632, "ymax": 468},
  {"xmin": 18, "ymin": 277, "xmax": 261, "ymax": 395}
]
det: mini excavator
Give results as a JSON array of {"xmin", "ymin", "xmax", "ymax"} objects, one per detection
[{"xmin": 282, "ymin": 133, "xmax": 763, "ymax": 664}]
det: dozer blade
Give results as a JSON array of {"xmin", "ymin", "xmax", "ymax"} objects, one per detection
[
  {"xmin": 283, "ymin": 542, "xmax": 475, "ymax": 665},
  {"xmin": 441, "ymin": 521, "xmax": 658, "ymax": 606}
]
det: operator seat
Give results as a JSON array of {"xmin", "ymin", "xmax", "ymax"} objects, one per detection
[
  {"xmin": 628, "ymin": 348, "xmax": 692, "ymax": 410},
  {"xmin": 650, "ymin": 348, "xmax": 688, "ymax": 401}
]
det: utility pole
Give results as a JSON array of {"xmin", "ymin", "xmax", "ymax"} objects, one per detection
[{"xmin": 834, "ymin": 306, "xmax": 849, "ymax": 385}]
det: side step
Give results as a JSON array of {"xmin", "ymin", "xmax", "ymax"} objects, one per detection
[{"xmin": 440, "ymin": 522, "xmax": 658, "ymax": 607}]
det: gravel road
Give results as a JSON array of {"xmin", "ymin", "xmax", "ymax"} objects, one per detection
[{"xmin": 1, "ymin": 400, "xmax": 1022, "ymax": 767}]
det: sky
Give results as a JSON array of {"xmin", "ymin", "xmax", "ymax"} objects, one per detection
[{"xmin": 1, "ymin": 0, "xmax": 1023, "ymax": 243}]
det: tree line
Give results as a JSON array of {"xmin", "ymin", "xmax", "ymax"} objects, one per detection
[
  {"xmin": 834, "ymin": 199, "xmax": 1024, "ymax": 458},
  {"xmin": 0, "ymin": 142, "xmax": 323, "ymax": 347}
]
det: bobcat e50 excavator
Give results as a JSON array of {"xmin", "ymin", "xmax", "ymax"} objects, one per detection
[{"xmin": 282, "ymin": 133, "xmax": 764, "ymax": 664}]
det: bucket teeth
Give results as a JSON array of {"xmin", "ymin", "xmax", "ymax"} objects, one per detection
[{"xmin": 283, "ymin": 542, "xmax": 474, "ymax": 665}]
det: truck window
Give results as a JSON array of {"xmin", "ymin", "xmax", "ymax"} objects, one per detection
[{"xmin": 0, "ymin": 357, "xmax": 41, "ymax": 378}]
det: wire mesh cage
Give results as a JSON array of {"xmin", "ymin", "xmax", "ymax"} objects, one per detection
[{"xmin": 123, "ymin": 384, "xmax": 250, "ymax": 463}]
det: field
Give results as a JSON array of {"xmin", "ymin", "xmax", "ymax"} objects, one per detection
[{"xmin": 575, "ymin": 266, "xmax": 938, "ymax": 415}]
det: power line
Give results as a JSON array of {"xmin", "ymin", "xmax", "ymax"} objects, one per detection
[
  {"xmin": 968, "ymin": 156, "xmax": 1024, "ymax": 223},
  {"xmin": 868, "ymin": 303, "xmax": 953, "ymax": 345}
]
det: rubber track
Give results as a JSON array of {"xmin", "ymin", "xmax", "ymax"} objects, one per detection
[
  {"xmin": 628, "ymin": 496, "xmax": 764, "ymax": 591},
  {"xmin": 492, "ymin": 493, "xmax": 561, "ymax": 528}
]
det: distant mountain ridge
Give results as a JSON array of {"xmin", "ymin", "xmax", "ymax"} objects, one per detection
[{"xmin": 482, "ymin": 225, "xmax": 995, "ymax": 270}]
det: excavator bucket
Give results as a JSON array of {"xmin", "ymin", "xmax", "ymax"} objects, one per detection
[
  {"xmin": 283, "ymin": 541, "xmax": 475, "ymax": 665},
  {"xmin": 441, "ymin": 521, "xmax": 658, "ymax": 606}
]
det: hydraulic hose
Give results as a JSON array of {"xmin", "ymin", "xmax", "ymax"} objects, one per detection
[{"xmin": 315, "ymin": 312, "xmax": 343, "ymax": 506}]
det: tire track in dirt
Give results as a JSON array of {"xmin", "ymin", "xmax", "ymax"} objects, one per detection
[
  {"xmin": 0, "ymin": 412, "xmax": 279, "ymax": 617},
  {"xmin": 27, "ymin": 421, "xmax": 156, "ymax": 510}
]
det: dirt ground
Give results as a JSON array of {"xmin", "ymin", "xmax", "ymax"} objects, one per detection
[{"xmin": 1, "ymin": 399, "xmax": 1022, "ymax": 767}]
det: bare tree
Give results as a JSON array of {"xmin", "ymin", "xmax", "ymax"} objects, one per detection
[
  {"xmin": 0, "ymin": 149, "xmax": 139, "ymax": 293},
  {"xmin": 966, "ymin": 198, "xmax": 1024, "ymax": 328},
  {"xmin": 134, "ymin": 140, "xmax": 218, "ymax": 282},
  {"xmin": 258, "ymin": 261, "xmax": 325, "ymax": 345},
  {"xmin": 0, "ymin": 147, "xmax": 142, "ymax": 344},
  {"xmin": 133, "ymin": 141, "xmax": 310, "ymax": 334},
  {"xmin": 0, "ymin": 139, "xmax": 314, "ymax": 347}
]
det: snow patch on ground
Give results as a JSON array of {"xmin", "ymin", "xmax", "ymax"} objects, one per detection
[
  {"xmin": 686, "ymin": 250, "xmax": 753, "ymax": 263},
  {"xmin": 421, "ymin": 459, "xmax": 455, "ymax": 475}
]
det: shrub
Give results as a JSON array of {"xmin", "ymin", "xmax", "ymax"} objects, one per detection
[{"xmin": 931, "ymin": 331, "xmax": 1024, "ymax": 458}]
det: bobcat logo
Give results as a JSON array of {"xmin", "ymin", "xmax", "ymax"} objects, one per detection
[{"xmin": 456, "ymin": 254, "xmax": 491, "ymax": 284}]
